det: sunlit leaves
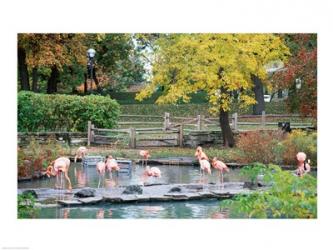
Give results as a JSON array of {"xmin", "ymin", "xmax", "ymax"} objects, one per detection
[{"xmin": 136, "ymin": 34, "xmax": 289, "ymax": 114}]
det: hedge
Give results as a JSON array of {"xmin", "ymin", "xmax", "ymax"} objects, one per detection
[
  {"xmin": 18, "ymin": 91, "xmax": 120, "ymax": 132},
  {"xmin": 120, "ymin": 101, "xmax": 290, "ymax": 118},
  {"xmin": 109, "ymin": 90, "xmax": 209, "ymax": 104}
]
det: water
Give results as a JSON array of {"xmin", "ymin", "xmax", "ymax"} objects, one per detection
[
  {"xmin": 18, "ymin": 163, "xmax": 245, "ymax": 189},
  {"xmin": 35, "ymin": 200, "xmax": 230, "ymax": 219}
]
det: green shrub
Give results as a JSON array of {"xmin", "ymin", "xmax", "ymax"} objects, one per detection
[
  {"xmin": 221, "ymin": 164, "xmax": 317, "ymax": 218},
  {"xmin": 18, "ymin": 91, "xmax": 120, "ymax": 132},
  {"xmin": 120, "ymin": 101, "xmax": 289, "ymax": 118},
  {"xmin": 282, "ymin": 130, "xmax": 317, "ymax": 166},
  {"xmin": 18, "ymin": 193, "xmax": 39, "ymax": 218}
]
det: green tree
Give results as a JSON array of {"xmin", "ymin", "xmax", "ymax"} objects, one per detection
[{"xmin": 136, "ymin": 34, "xmax": 289, "ymax": 147}]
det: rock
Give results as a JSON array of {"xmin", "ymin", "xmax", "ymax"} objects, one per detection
[
  {"xmin": 22, "ymin": 190, "xmax": 38, "ymax": 199},
  {"xmin": 57, "ymin": 199, "xmax": 82, "ymax": 206},
  {"xmin": 122, "ymin": 185, "xmax": 143, "ymax": 195},
  {"xmin": 144, "ymin": 182, "xmax": 167, "ymax": 186},
  {"xmin": 74, "ymin": 188, "xmax": 96, "ymax": 198},
  {"xmin": 78, "ymin": 197, "xmax": 103, "ymax": 204},
  {"xmin": 168, "ymin": 186, "xmax": 182, "ymax": 193}
]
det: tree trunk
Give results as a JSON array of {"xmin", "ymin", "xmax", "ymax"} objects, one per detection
[
  {"xmin": 219, "ymin": 109, "xmax": 235, "ymax": 147},
  {"xmin": 32, "ymin": 67, "xmax": 38, "ymax": 92},
  {"xmin": 18, "ymin": 47, "xmax": 30, "ymax": 91},
  {"xmin": 46, "ymin": 66, "xmax": 59, "ymax": 94},
  {"xmin": 252, "ymin": 74, "xmax": 265, "ymax": 115},
  {"xmin": 278, "ymin": 89, "xmax": 283, "ymax": 98}
]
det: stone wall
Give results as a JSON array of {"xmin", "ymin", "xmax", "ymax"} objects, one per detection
[{"xmin": 18, "ymin": 132, "xmax": 87, "ymax": 146}]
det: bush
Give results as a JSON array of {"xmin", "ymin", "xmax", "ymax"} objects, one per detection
[
  {"xmin": 221, "ymin": 164, "xmax": 317, "ymax": 218},
  {"xmin": 282, "ymin": 130, "xmax": 317, "ymax": 166},
  {"xmin": 18, "ymin": 138, "xmax": 71, "ymax": 177},
  {"xmin": 18, "ymin": 193, "xmax": 39, "ymax": 218},
  {"xmin": 236, "ymin": 130, "xmax": 284, "ymax": 164},
  {"xmin": 18, "ymin": 91, "xmax": 120, "ymax": 132}
]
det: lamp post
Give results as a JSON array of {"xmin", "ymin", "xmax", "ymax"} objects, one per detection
[{"xmin": 86, "ymin": 48, "xmax": 96, "ymax": 92}]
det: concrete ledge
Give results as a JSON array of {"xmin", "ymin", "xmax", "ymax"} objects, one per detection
[{"xmin": 18, "ymin": 182, "xmax": 252, "ymax": 207}]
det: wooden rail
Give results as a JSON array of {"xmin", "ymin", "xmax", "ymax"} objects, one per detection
[{"xmin": 117, "ymin": 112, "xmax": 314, "ymax": 131}]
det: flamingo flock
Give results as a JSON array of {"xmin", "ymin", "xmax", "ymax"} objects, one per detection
[{"xmin": 45, "ymin": 145, "xmax": 231, "ymax": 191}]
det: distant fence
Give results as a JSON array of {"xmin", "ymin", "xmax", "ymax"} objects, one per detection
[
  {"xmin": 88, "ymin": 121, "xmax": 184, "ymax": 148},
  {"xmin": 118, "ymin": 112, "xmax": 314, "ymax": 131}
]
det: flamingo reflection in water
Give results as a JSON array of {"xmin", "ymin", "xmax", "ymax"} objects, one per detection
[{"xmin": 96, "ymin": 209, "xmax": 104, "ymax": 219}]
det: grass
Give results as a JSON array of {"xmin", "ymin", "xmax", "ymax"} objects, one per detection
[{"xmin": 69, "ymin": 145, "xmax": 243, "ymax": 163}]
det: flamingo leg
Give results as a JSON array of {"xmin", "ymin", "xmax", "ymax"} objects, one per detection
[{"xmin": 98, "ymin": 174, "xmax": 101, "ymax": 189}]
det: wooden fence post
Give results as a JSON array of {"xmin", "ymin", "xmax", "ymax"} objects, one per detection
[
  {"xmin": 232, "ymin": 113, "xmax": 238, "ymax": 130},
  {"xmin": 163, "ymin": 112, "xmax": 170, "ymax": 130},
  {"xmin": 129, "ymin": 127, "xmax": 136, "ymax": 149},
  {"xmin": 197, "ymin": 115, "xmax": 203, "ymax": 131},
  {"xmin": 178, "ymin": 125, "xmax": 184, "ymax": 147},
  {"xmin": 87, "ymin": 121, "xmax": 91, "ymax": 146},
  {"xmin": 261, "ymin": 111, "xmax": 266, "ymax": 128},
  {"xmin": 91, "ymin": 124, "xmax": 95, "ymax": 143}
]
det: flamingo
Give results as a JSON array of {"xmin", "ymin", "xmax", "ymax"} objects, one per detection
[
  {"xmin": 199, "ymin": 159, "xmax": 211, "ymax": 175},
  {"xmin": 195, "ymin": 146, "xmax": 209, "ymax": 176},
  {"xmin": 105, "ymin": 155, "xmax": 120, "ymax": 179},
  {"xmin": 74, "ymin": 146, "xmax": 88, "ymax": 162},
  {"xmin": 139, "ymin": 150, "xmax": 151, "ymax": 168},
  {"xmin": 195, "ymin": 146, "xmax": 209, "ymax": 161},
  {"xmin": 96, "ymin": 161, "xmax": 106, "ymax": 188},
  {"xmin": 296, "ymin": 152, "xmax": 311, "ymax": 177},
  {"xmin": 211, "ymin": 157, "xmax": 229, "ymax": 187},
  {"xmin": 46, "ymin": 157, "xmax": 72, "ymax": 190},
  {"xmin": 144, "ymin": 165, "xmax": 161, "ymax": 178}
]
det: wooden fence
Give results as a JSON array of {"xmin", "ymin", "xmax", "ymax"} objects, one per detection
[
  {"xmin": 117, "ymin": 112, "xmax": 314, "ymax": 131},
  {"xmin": 88, "ymin": 121, "xmax": 184, "ymax": 148}
]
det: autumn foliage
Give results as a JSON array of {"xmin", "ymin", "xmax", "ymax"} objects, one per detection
[{"xmin": 272, "ymin": 34, "xmax": 317, "ymax": 118}]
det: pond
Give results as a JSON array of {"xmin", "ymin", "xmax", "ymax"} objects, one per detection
[
  {"xmin": 18, "ymin": 162, "xmax": 316, "ymax": 219},
  {"xmin": 18, "ymin": 163, "xmax": 246, "ymax": 189},
  {"xmin": 35, "ymin": 200, "xmax": 230, "ymax": 219}
]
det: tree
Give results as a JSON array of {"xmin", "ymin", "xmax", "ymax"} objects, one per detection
[
  {"xmin": 18, "ymin": 47, "xmax": 30, "ymax": 90},
  {"xmin": 136, "ymin": 34, "xmax": 289, "ymax": 147},
  {"xmin": 18, "ymin": 33, "xmax": 87, "ymax": 93},
  {"xmin": 92, "ymin": 34, "xmax": 147, "ymax": 92},
  {"xmin": 272, "ymin": 34, "xmax": 317, "ymax": 118}
]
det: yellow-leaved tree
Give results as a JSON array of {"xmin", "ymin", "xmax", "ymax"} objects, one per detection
[{"xmin": 136, "ymin": 34, "xmax": 290, "ymax": 147}]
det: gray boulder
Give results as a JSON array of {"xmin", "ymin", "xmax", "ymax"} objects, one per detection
[
  {"xmin": 122, "ymin": 185, "xmax": 143, "ymax": 195},
  {"xmin": 74, "ymin": 188, "xmax": 96, "ymax": 198},
  {"xmin": 168, "ymin": 186, "xmax": 182, "ymax": 193}
]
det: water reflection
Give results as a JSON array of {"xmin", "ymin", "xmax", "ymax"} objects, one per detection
[
  {"xmin": 18, "ymin": 163, "xmax": 245, "ymax": 189},
  {"xmin": 37, "ymin": 200, "xmax": 229, "ymax": 219}
]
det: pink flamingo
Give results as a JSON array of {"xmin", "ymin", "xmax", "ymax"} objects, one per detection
[
  {"xmin": 96, "ymin": 161, "xmax": 106, "ymax": 188},
  {"xmin": 195, "ymin": 146, "xmax": 209, "ymax": 161},
  {"xmin": 195, "ymin": 146, "xmax": 209, "ymax": 176},
  {"xmin": 212, "ymin": 157, "xmax": 229, "ymax": 186},
  {"xmin": 140, "ymin": 150, "xmax": 151, "ymax": 168},
  {"xmin": 105, "ymin": 155, "xmax": 120, "ymax": 179},
  {"xmin": 199, "ymin": 159, "xmax": 211, "ymax": 175},
  {"xmin": 144, "ymin": 165, "xmax": 161, "ymax": 178},
  {"xmin": 74, "ymin": 146, "xmax": 88, "ymax": 162},
  {"xmin": 296, "ymin": 152, "xmax": 311, "ymax": 177},
  {"xmin": 46, "ymin": 157, "xmax": 72, "ymax": 190}
]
